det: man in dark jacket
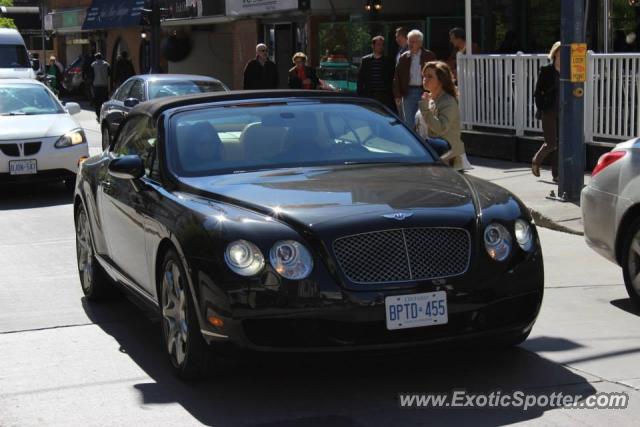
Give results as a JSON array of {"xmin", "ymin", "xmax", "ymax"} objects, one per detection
[
  {"xmin": 358, "ymin": 35, "xmax": 396, "ymax": 112},
  {"xmin": 113, "ymin": 51, "xmax": 135, "ymax": 88},
  {"xmin": 243, "ymin": 44, "xmax": 279, "ymax": 90},
  {"xmin": 393, "ymin": 29, "xmax": 437, "ymax": 127}
]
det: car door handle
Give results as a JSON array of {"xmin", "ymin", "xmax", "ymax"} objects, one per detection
[{"xmin": 101, "ymin": 181, "xmax": 113, "ymax": 194}]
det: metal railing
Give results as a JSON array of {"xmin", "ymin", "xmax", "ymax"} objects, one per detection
[{"xmin": 457, "ymin": 52, "xmax": 640, "ymax": 144}]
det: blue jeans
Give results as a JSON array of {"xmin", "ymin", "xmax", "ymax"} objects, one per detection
[
  {"xmin": 426, "ymin": 137, "xmax": 451, "ymax": 156},
  {"xmin": 401, "ymin": 87, "xmax": 423, "ymax": 128}
]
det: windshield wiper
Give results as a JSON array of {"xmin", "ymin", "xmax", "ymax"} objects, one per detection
[{"xmin": 1, "ymin": 112, "xmax": 27, "ymax": 116}]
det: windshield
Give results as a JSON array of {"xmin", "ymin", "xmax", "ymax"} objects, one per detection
[
  {"xmin": 167, "ymin": 101, "xmax": 435, "ymax": 177},
  {"xmin": 0, "ymin": 45, "xmax": 30, "ymax": 68},
  {"xmin": 148, "ymin": 80, "xmax": 227, "ymax": 100},
  {"xmin": 0, "ymin": 84, "xmax": 64, "ymax": 116}
]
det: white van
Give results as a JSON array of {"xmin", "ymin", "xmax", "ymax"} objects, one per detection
[{"xmin": 0, "ymin": 28, "xmax": 36, "ymax": 79}]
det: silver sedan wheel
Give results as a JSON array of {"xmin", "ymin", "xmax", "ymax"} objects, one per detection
[
  {"xmin": 162, "ymin": 260, "xmax": 189, "ymax": 367},
  {"xmin": 76, "ymin": 209, "xmax": 93, "ymax": 292},
  {"xmin": 627, "ymin": 230, "xmax": 640, "ymax": 296}
]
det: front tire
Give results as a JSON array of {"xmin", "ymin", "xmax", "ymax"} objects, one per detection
[
  {"xmin": 75, "ymin": 204, "xmax": 112, "ymax": 300},
  {"xmin": 621, "ymin": 218, "xmax": 640, "ymax": 307},
  {"xmin": 160, "ymin": 249, "xmax": 209, "ymax": 379}
]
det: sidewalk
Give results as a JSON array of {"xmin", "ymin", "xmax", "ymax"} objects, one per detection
[{"xmin": 466, "ymin": 157, "xmax": 587, "ymax": 235}]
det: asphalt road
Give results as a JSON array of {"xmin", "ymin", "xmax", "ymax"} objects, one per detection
[{"xmin": 1, "ymin": 104, "xmax": 640, "ymax": 426}]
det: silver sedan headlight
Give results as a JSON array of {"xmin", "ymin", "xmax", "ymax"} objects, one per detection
[
  {"xmin": 270, "ymin": 240, "xmax": 313, "ymax": 280},
  {"xmin": 224, "ymin": 240, "xmax": 265, "ymax": 276},
  {"xmin": 514, "ymin": 219, "xmax": 534, "ymax": 252},
  {"xmin": 484, "ymin": 223, "xmax": 512, "ymax": 262},
  {"xmin": 55, "ymin": 129, "xmax": 86, "ymax": 148}
]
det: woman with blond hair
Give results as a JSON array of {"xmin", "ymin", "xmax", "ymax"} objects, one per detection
[
  {"xmin": 532, "ymin": 41, "xmax": 561, "ymax": 181},
  {"xmin": 288, "ymin": 52, "xmax": 319, "ymax": 90},
  {"xmin": 417, "ymin": 60, "xmax": 469, "ymax": 170}
]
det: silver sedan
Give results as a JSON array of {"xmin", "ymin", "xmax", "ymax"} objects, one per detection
[{"xmin": 581, "ymin": 138, "xmax": 640, "ymax": 306}]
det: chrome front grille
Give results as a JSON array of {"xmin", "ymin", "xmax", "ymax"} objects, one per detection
[{"xmin": 333, "ymin": 228, "xmax": 471, "ymax": 284}]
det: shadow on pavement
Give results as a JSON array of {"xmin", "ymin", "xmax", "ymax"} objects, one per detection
[
  {"xmin": 82, "ymin": 295, "xmax": 598, "ymax": 426},
  {"xmin": 521, "ymin": 336, "xmax": 585, "ymax": 352},
  {"xmin": 610, "ymin": 298, "xmax": 640, "ymax": 317},
  {"xmin": 0, "ymin": 182, "xmax": 73, "ymax": 210}
]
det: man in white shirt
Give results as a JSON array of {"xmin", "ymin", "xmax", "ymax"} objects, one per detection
[
  {"xmin": 91, "ymin": 52, "xmax": 111, "ymax": 120},
  {"xmin": 392, "ymin": 30, "xmax": 436, "ymax": 128}
]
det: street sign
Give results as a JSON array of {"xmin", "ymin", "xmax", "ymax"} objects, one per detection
[{"xmin": 571, "ymin": 43, "xmax": 587, "ymax": 83}]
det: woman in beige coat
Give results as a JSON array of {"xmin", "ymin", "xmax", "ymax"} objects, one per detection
[{"xmin": 417, "ymin": 61, "xmax": 466, "ymax": 170}]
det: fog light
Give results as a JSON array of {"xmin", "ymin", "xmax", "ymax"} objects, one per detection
[{"xmin": 208, "ymin": 316, "xmax": 224, "ymax": 328}]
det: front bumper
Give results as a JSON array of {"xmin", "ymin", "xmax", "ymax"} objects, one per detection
[
  {"xmin": 0, "ymin": 136, "xmax": 88, "ymax": 182},
  {"xmin": 581, "ymin": 185, "xmax": 621, "ymax": 264},
  {"xmin": 194, "ymin": 249, "xmax": 544, "ymax": 352}
]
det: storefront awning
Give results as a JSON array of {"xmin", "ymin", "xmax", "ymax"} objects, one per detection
[{"xmin": 81, "ymin": 0, "xmax": 145, "ymax": 30}]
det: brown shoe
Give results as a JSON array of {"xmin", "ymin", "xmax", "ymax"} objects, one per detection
[{"xmin": 531, "ymin": 163, "xmax": 540, "ymax": 177}]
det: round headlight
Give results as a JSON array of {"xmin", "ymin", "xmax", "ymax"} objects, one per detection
[
  {"xmin": 484, "ymin": 223, "xmax": 512, "ymax": 262},
  {"xmin": 515, "ymin": 219, "xmax": 534, "ymax": 251},
  {"xmin": 269, "ymin": 240, "xmax": 313, "ymax": 280},
  {"xmin": 224, "ymin": 240, "xmax": 264, "ymax": 276}
]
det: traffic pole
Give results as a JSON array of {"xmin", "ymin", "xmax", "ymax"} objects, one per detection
[
  {"xmin": 558, "ymin": 0, "xmax": 586, "ymax": 202},
  {"xmin": 150, "ymin": 0, "xmax": 161, "ymax": 73}
]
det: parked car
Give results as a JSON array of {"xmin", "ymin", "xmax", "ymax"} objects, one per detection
[
  {"xmin": 0, "ymin": 79, "xmax": 87, "ymax": 190},
  {"xmin": 62, "ymin": 55, "xmax": 92, "ymax": 99},
  {"xmin": 582, "ymin": 138, "xmax": 640, "ymax": 307},
  {"xmin": 316, "ymin": 60, "xmax": 358, "ymax": 93},
  {"xmin": 100, "ymin": 74, "xmax": 229, "ymax": 150},
  {"xmin": 74, "ymin": 90, "xmax": 544, "ymax": 379},
  {"xmin": 0, "ymin": 29, "xmax": 36, "ymax": 79}
]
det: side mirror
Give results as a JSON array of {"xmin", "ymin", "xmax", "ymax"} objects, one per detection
[
  {"xmin": 108, "ymin": 155, "xmax": 144, "ymax": 180},
  {"xmin": 65, "ymin": 102, "xmax": 81, "ymax": 115},
  {"xmin": 124, "ymin": 98, "xmax": 140, "ymax": 108}
]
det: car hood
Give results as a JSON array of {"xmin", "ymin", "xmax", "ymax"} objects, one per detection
[
  {"xmin": 0, "ymin": 113, "xmax": 79, "ymax": 140},
  {"xmin": 180, "ymin": 164, "xmax": 480, "ymax": 229},
  {"xmin": 0, "ymin": 68, "xmax": 35, "ymax": 79}
]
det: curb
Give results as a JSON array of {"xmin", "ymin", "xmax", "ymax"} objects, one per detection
[{"xmin": 530, "ymin": 208, "xmax": 584, "ymax": 236}]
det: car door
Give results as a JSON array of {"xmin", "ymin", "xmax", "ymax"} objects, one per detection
[
  {"xmin": 103, "ymin": 79, "xmax": 135, "ymax": 138},
  {"xmin": 99, "ymin": 116, "xmax": 157, "ymax": 293}
]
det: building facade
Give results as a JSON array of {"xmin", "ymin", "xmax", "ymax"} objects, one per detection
[{"xmin": 40, "ymin": 0, "xmax": 640, "ymax": 90}]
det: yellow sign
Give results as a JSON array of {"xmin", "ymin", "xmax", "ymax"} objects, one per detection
[{"xmin": 571, "ymin": 43, "xmax": 587, "ymax": 83}]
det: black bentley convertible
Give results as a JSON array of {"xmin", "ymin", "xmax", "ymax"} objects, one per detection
[{"xmin": 74, "ymin": 91, "xmax": 544, "ymax": 378}]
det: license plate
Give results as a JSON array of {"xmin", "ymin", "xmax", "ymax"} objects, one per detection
[
  {"xmin": 385, "ymin": 291, "xmax": 448, "ymax": 330},
  {"xmin": 9, "ymin": 159, "xmax": 37, "ymax": 175}
]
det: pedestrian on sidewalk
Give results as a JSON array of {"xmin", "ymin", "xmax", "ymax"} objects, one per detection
[
  {"xmin": 288, "ymin": 52, "xmax": 319, "ymax": 90},
  {"xmin": 446, "ymin": 27, "xmax": 479, "ymax": 83},
  {"xmin": 395, "ymin": 27, "xmax": 409, "ymax": 65},
  {"xmin": 357, "ymin": 35, "xmax": 396, "ymax": 112},
  {"xmin": 91, "ymin": 53, "xmax": 111, "ymax": 121},
  {"xmin": 45, "ymin": 56, "xmax": 62, "ymax": 95},
  {"xmin": 243, "ymin": 44, "xmax": 279, "ymax": 90},
  {"xmin": 113, "ymin": 51, "xmax": 135, "ymax": 88},
  {"xmin": 418, "ymin": 61, "xmax": 469, "ymax": 170},
  {"xmin": 532, "ymin": 41, "xmax": 561, "ymax": 182},
  {"xmin": 393, "ymin": 30, "xmax": 436, "ymax": 128}
]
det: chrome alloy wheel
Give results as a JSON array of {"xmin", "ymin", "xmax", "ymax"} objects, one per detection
[
  {"xmin": 162, "ymin": 260, "xmax": 189, "ymax": 367},
  {"xmin": 627, "ymin": 230, "xmax": 640, "ymax": 296},
  {"xmin": 76, "ymin": 208, "xmax": 94, "ymax": 293}
]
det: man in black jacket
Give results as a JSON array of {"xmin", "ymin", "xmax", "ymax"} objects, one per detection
[
  {"xmin": 243, "ymin": 44, "xmax": 279, "ymax": 90},
  {"xmin": 357, "ymin": 36, "xmax": 396, "ymax": 112}
]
